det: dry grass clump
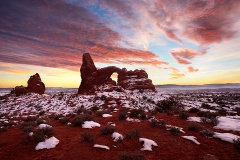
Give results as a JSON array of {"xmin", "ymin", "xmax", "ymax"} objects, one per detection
[
  {"xmin": 100, "ymin": 125, "xmax": 116, "ymax": 135},
  {"xmin": 126, "ymin": 129, "xmax": 140, "ymax": 139},
  {"xmin": 71, "ymin": 115, "xmax": 95, "ymax": 127},
  {"xmin": 188, "ymin": 123, "xmax": 203, "ymax": 132},
  {"xmin": 81, "ymin": 132, "xmax": 94, "ymax": 142},
  {"xmin": 119, "ymin": 152, "xmax": 146, "ymax": 160}
]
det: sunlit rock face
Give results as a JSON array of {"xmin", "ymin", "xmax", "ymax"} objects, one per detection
[
  {"xmin": 78, "ymin": 53, "xmax": 156, "ymax": 94},
  {"xmin": 11, "ymin": 73, "xmax": 45, "ymax": 95}
]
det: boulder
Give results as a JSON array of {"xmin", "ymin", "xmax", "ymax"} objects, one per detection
[{"xmin": 78, "ymin": 53, "xmax": 156, "ymax": 94}]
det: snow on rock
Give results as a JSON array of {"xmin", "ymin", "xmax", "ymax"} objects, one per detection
[
  {"xmin": 182, "ymin": 136, "xmax": 200, "ymax": 145},
  {"xmin": 214, "ymin": 116, "xmax": 240, "ymax": 131},
  {"xmin": 93, "ymin": 144, "xmax": 110, "ymax": 150},
  {"xmin": 187, "ymin": 117, "xmax": 201, "ymax": 123},
  {"xmin": 139, "ymin": 138, "xmax": 158, "ymax": 151},
  {"xmin": 126, "ymin": 117, "xmax": 141, "ymax": 122},
  {"xmin": 38, "ymin": 124, "xmax": 52, "ymax": 129},
  {"xmin": 213, "ymin": 132, "xmax": 240, "ymax": 143},
  {"xmin": 35, "ymin": 136, "xmax": 59, "ymax": 150},
  {"xmin": 82, "ymin": 121, "xmax": 101, "ymax": 129},
  {"xmin": 102, "ymin": 114, "xmax": 112, "ymax": 118},
  {"xmin": 112, "ymin": 132, "xmax": 124, "ymax": 142}
]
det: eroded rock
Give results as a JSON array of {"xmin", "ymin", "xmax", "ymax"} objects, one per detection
[{"xmin": 11, "ymin": 73, "xmax": 45, "ymax": 95}]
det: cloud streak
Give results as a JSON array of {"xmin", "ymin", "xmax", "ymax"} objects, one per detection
[{"xmin": 0, "ymin": 0, "xmax": 166, "ymax": 71}]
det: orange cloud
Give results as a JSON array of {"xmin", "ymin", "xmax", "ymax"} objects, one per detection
[
  {"xmin": 188, "ymin": 66, "xmax": 199, "ymax": 73},
  {"xmin": 163, "ymin": 67, "xmax": 185, "ymax": 79},
  {"xmin": 170, "ymin": 48, "xmax": 200, "ymax": 65}
]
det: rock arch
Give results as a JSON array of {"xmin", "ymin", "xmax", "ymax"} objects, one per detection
[{"xmin": 78, "ymin": 53, "xmax": 155, "ymax": 94}]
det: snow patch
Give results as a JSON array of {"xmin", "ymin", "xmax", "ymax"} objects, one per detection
[
  {"xmin": 102, "ymin": 114, "xmax": 112, "ymax": 118},
  {"xmin": 112, "ymin": 132, "xmax": 124, "ymax": 142},
  {"xmin": 139, "ymin": 138, "xmax": 158, "ymax": 151},
  {"xmin": 187, "ymin": 117, "xmax": 201, "ymax": 123},
  {"xmin": 126, "ymin": 117, "xmax": 141, "ymax": 122},
  {"xmin": 213, "ymin": 132, "xmax": 240, "ymax": 143},
  {"xmin": 38, "ymin": 124, "xmax": 52, "ymax": 129},
  {"xmin": 82, "ymin": 121, "xmax": 100, "ymax": 129},
  {"xmin": 182, "ymin": 136, "xmax": 200, "ymax": 145},
  {"xmin": 214, "ymin": 116, "xmax": 240, "ymax": 131},
  {"xmin": 93, "ymin": 144, "xmax": 110, "ymax": 150},
  {"xmin": 35, "ymin": 136, "xmax": 59, "ymax": 150}
]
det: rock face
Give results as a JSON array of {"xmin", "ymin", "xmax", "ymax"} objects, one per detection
[
  {"xmin": 78, "ymin": 53, "xmax": 155, "ymax": 94},
  {"xmin": 11, "ymin": 73, "xmax": 45, "ymax": 95}
]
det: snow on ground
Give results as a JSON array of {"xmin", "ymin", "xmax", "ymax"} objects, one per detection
[
  {"xmin": 182, "ymin": 136, "xmax": 200, "ymax": 145},
  {"xmin": 112, "ymin": 132, "xmax": 124, "ymax": 142},
  {"xmin": 187, "ymin": 117, "xmax": 201, "ymax": 122},
  {"xmin": 126, "ymin": 117, "xmax": 141, "ymax": 122},
  {"xmin": 38, "ymin": 124, "xmax": 52, "ymax": 129},
  {"xmin": 213, "ymin": 132, "xmax": 240, "ymax": 143},
  {"xmin": 214, "ymin": 116, "xmax": 240, "ymax": 132},
  {"xmin": 166, "ymin": 125, "xmax": 185, "ymax": 133},
  {"xmin": 102, "ymin": 114, "xmax": 112, "ymax": 118},
  {"xmin": 93, "ymin": 144, "xmax": 110, "ymax": 150},
  {"xmin": 139, "ymin": 138, "xmax": 158, "ymax": 151},
  {"xmin": 35, "ymin": 136, "xmax": 59, "ymax": 150},
  {"xmin": 82, "ymin": 121, "xmax": 101, "ymax": 129}
]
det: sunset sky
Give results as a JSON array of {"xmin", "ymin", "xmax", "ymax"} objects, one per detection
[{"xmin": 0, "ymin": 0, "xmax": 240, "ymax": 88}]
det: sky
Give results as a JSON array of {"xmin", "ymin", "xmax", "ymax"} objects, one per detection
[{"xmin": 0, "ymin": 0, "xmax": 240, "ymax": 88}]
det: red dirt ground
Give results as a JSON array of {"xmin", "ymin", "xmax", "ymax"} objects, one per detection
[{"xmin": 0, "ymin": 111, "xmax": 239, "ymax": 160}]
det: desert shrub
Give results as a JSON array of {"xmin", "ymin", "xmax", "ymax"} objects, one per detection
[
  {"xmin": 197, "ymin": 111, "xmax": 219, "ymax": 119},
  {"xmin": 20, "ymin": 121, "xmax": 37, "ymax": 132},
  {"xmin": 118, "ymin": 109, "xmax": 128, "ymax": 120},
  {"xmin": 233, "ymin": 138, "xmax": 240, "ymax": 151},
  {"xmin": 201, "ymin": 103, "xmax": 213, "ymax": 110},
  {"xmin": 200, "ymin": 117, "xmax": 219, "ymax": 125},
  {"xmin": 59, "ymin": 117, "xmax": 69, "ymax": 124},
  {"xmin": 100, "ymin": 95, "xmax": 106, "ymax": 100},
  {"xmin": 200, "ymin": 129, "xmax": 214, "ymax": 137},
  {"xmin": 169, "ymin": 127, "xmax": 180, "ymax": 136},
  {"xmin": 188, "ymin": 107, "xmax": 199, "ymax": 113},
  {"xmin": 24, "ymin": 116, "xmax": 38, "ymax": 122},
  {"xmin": 36, "ymin": 118, "xmax": 51, "ymax": 125},
  {"xmin": 179, "ymin": 111, "xmax": 190, "ymax": 119},
  {"xmin": 53, "ymin": 114, "xmax": 63, "ymax": 120},
  {"xmin": 151, "ymin": 109, "xmax": 158, "ymax": 115},
  {"xmin": 95, "ymin": 110, "xmax": 109, "ymax": 117},
  {"xmin": 158, "ymin": 119, "xmax": 166, "ymax": 128},
  {"xmin": 81, "ymin": 132, "xmax": 94, "ymax": 142},
  {"xmin": 119, "ymin": 152, "xmax": 146, "ymax": 160},
  {"xmin": 126, "ymin": 129, "xmax": 140, "ymax": 139},
  {"xmin": 149, "ymin": 119, "xmax": 159, "ymax": 127},
  {"xmin": 188, "ymin": 123, "xmax": 203, "ymax": 132},
  {"xmin": 129, "ymin": 109, "xmax": 145, "ymax": 118},
  {"xmin": 39, "ymin": 110, "xmax": 45, "ymax": 116},
  {"xmin": 166, "ymin": 110, "xmax": 174, "ymax": 116},
  {"xmin": 100, "ymin": 125, "xmax": 115, "ymax": 135},
  {"xmin": 32, "ymin": 127, "xmax": 54, "ymax": 142},
  {"xmin": 156, "ymin": 97, "xmax": 183, "ymax": 113},
  {"xmin": 71, "ymin": 115, "xmax": 95, "ymax": 127},
  {"xmin": 139, "ymin": 112, "xmax": 147, "ymax": 120},
  {"xmin": 90, "ymin": 106, "xmax": 99, "ymax": 112}
]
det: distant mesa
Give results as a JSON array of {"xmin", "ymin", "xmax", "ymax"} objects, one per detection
[
  {"xmin": 11, "ymin": 73, "xmax": 45, "ymax": 95},
  {"xmin": 78, "ymin": 53, "xmax": 156, "ymax": 94}
]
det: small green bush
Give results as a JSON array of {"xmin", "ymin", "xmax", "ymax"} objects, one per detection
[
  {"xmin": 32, "ymin": 127, "xmax": 55, "ymax": 142},
  {"xmin": 59, "ymin": 117, "xmax": 69, "ymax": 124},
  {"xmin": 150, "ymin": 119, "xmax": 159, "ymax": 127},
  {"xmin": 188, "ymin": 107, "xmax": 199, "ymax": 113}
]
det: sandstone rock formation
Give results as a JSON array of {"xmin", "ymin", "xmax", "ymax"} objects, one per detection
[
  {"xmin": 78, "ymin": 53, "xmax": 156, "ymax": 94},
  {"xmin": 11, "ymin": 73, "xmax": 45, "ymax": 95}
]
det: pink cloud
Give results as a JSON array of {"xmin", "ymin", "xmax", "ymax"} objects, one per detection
[{"xmin": 188, "ymin": 66, "xmax": 199, "ymax": 73}]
